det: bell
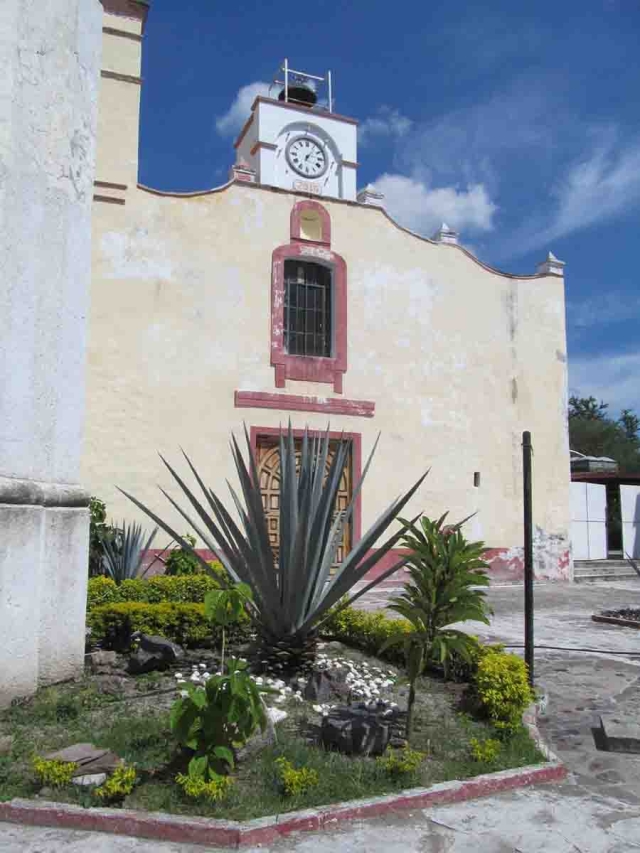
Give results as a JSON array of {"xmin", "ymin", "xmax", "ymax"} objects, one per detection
[{"xmin": 278, "ymin": 83, "xmax": 317, "ymax": 108}]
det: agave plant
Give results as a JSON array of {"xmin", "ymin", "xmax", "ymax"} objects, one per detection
[
  {"xmin": 121, "ymin": 425, "xmax": 427, "ymax": 671},
  {"xmin": 101, "ymin": 520, "xmax": 158, "ymax": 584},
  {"xmin": 383, "ymin": 513, "xmax": 492, "ymax": 736}
]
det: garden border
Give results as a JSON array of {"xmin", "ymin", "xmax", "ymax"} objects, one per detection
[{"xmin": 0, "ymin": 702, "xmax": 565, "ymax": 848}]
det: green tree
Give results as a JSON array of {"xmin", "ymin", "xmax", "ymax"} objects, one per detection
[{"xmin": 569, "ymin": 396, "xmax": 640, "ymax": 473}]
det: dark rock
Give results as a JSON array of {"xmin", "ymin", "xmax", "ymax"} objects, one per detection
[
  {"xmin": 127, "ymin": 633, "xmax": 184, "ymax": 674},
  {"xmin": 44, "ymin": 743, "xmax": 121, "ymax": 776},
  {"xmin": 320, "ymin": 701, "xmax": 403, "ymax": 756},
  {"xmin": 133, "ymin": 633, "xmax": 184, "ymax": 661},
  {"xmin": 304, "ymin": 668, "xmax": 351, "ymax": 703}
]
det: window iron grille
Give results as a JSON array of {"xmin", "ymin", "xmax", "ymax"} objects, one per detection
[{"xmin": 283, "ymin": 260, "xmax": 332, "ymax": 358}]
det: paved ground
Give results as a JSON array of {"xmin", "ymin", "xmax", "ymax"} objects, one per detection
[{"xmin": 2, "ymin": 580, "xmax": 640, "ymax": 852}]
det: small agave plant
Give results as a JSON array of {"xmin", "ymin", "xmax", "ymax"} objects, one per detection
[
  {"xmin": 101, "ymin": 520, "xmax": 158, "ymax": 584},
  {"xmin": 121, "ymin": 425, "xmax": 427, "ymax": 672}
]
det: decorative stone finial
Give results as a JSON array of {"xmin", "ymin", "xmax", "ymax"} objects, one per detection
[
  {"xmin": 356, "ymin": 184, "xmax": 384, "ymax": 206},
  {"xmin": 230, "ymin": 160, "xmax": 257, "ymax": 183},
  {"xmin": 536, "ymin": 251, "xmax": 565, "ymax": 276},
  {"xmin": 432, "ymin": 222, "xmax": 458, "ymax": 245}
]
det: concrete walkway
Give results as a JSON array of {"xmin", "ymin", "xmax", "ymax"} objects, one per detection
[{"xmin": 2, "ymin": 580, "xmax": 640, "ymax": 852}]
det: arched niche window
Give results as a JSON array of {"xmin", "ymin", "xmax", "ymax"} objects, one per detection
[{"xmin": 271, "ymin": 201, "xmax": 346, "ymax": 393}]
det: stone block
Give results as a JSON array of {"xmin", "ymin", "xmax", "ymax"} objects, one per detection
[
  {"xmin": 44, "ymin": 743, "xmax": 121, "ymax": 776},
  {"xmin": 599, "ymin": 715, "xmax": 640, "ymax": 754}
]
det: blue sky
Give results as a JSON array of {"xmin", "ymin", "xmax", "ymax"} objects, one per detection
[{"xmin": 139, "ymin": 0, "xmax": 640, "ymax": 418}]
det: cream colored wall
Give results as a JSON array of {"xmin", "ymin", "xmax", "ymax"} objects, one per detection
[
  {"xmin": 94, "ymin": 12, "xmax": 142, "ymax": 187},
  {"xmin": 85, "ymin": 182, "xmax": 571, "ymax": 577}
]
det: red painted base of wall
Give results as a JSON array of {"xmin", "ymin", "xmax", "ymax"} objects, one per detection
[{"xmin": 142, "ymin": 545, "xmax": 570, "ymax": 585}]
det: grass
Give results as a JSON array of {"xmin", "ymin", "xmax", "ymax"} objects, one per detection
[{"xmin": 0, "ymin": 663, "xmax": 544, "ymax": 818}]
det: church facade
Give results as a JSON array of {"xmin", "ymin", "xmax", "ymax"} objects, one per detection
[{"xmin": 85, "ymin": 0, "xmax": 572, "ymax": 582}]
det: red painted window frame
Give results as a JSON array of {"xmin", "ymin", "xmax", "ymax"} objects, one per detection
[
  {"xmin": 271, "ymin": 201, "xmax": 347, "ymax": 394},
  {"xmin": 249, "ymin": 425, "xmax": 362, "ymax": 545}
]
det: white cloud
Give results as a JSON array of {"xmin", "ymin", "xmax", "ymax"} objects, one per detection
[
  {"xmin": 551, "ymin": 138, "xmax": 640, "ymax": 238},
  {"xmin": 495, "ymin": 132, "xmax": 640, "ymax": 259},
  {"xmin": 359, "ymin": 107, "xmax": 413, "ymax": 146},
  {"xmin": 569, "ymin": 349, "xmax": 640, "ymax": 416},
  {"xmin": 372, "ymin": 173, "xmax": 497, "ymax": 236},
  {"xmin": 567, "ymin": 291, "xmax": 640, "ymax": 330},
  {"xmin": 215, "ymin": 81, "xmax": 271, "ymax": 137}
]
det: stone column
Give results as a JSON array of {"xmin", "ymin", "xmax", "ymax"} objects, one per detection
[{"xmin": 0, "ymin": 0, "xmax": 103, "ymax": 707}]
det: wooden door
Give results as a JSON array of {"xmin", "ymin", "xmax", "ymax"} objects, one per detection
[{"xmin": 255, "ymin": 436, "xmax": 352, "ymax": 570}]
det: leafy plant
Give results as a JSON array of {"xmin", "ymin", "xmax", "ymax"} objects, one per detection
[
  {"xmin": 204, "ymin": 583, "xmax": 254, "ymax": 671},
  {"xmin": 32, "ymin": 757, "xmax": 76, "ymax": 787},
  {"xmin": 469, "ymin": 737, "xmax": 501, "ymax": 763},
  {"xmin": 121, "ymin": 424, "xmax": 427, "ymax": 671},
  {"xmin": 175, "ymin": 771, "xmax": 234, "ymax": 802},
  {"xmin": 165, "ymin": 534, "xmax": 203, "ymax": 576},
  {"xmin": 382, "ymin": 514, "xmax": 491, "ymax": 736},
  {"xmin": 376, "ymin": 746, "xmax": 424, "ymax": 778},
  {"xmin": 101, "ymin": 520, "xmax": 158, "ymax": 585},
  {"xmin": 275, "ymin": 757, "xmax": 319, "ymax": 796},
  {"xmin": 474, "ymin": 649, "xmax": 533, "ymax": 734},
  {"xmin": 94, "ymin": 763, "xmax": 137, "ymax": 802},
  {"xmin": 170, "ymin": 658, "xmax": 268, "ymax": 781},
  {"xmin": 89, "ymin": 497, "xmax": 119, "ymax": 577}
]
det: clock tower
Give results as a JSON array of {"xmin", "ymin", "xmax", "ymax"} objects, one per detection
[{"xmin": 233, "ymin": 60, "xmax": 358, "ymax": 201}]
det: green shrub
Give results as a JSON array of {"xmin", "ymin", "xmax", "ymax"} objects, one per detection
[
  {"xmin": 376, "ymin": 746, "xmax": 424, "ymax": 778},
  {"xmin": 469, "ymin": 737, "xmax": 501, "ymax": 763},
  {"xmin": 474, "ymin": 649, "xmax": 534, "ymax": 733},
  {"xmin": 275, "ymin": 757, "xmax": 319, "ymax": 796},
  {"xmin": 87, "ymin": 576, "xmax": 120, "ymax": 610},
  {"xmin": 322, "ymin": 606, "xmax": 412, "ymax": 662},
  {"xmin": 88, "ymin": 602, "xmax": 251, "ymax": 649},
  {"xmin": 32, "ymin": 757, "xmax": 77, "ymax": 787},
  {"xmin": 87, "ymin": 571, "xmax": 227, "ymax": 612},
  {"xmin": 175, "ymin": 772, "xmax": 234, "ymax": 802},
  {"xmin": 165, "ymin": 534, "xmax": 203, "ymax": 576},
  {"xmin": 94, "ymin": 764, "xmax": 137, "ymax": 802}
]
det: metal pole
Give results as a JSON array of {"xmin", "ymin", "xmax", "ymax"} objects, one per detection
[
  {"xmin": 327, "ymin": 70, "xmax": 333, "ymax": 113},
  {"xmin": 522, "ymin": 430, "xmax": 534, "ymax": 686},
  {"xmin": 284, "ymin": 58, "xmax": 289, "ymax": 102}
]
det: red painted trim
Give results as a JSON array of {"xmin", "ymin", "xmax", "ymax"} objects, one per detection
[
  {"xmin": 0, "ymin": 762, "xmax": 565, "ymax": 847},
  {"xmin": 290, "ymin": 200, "xmax": 331, "ymax": 245},
  {"xmin": 250, "ymin": 426, "xmax": 362, "ymax": 544},
  {"xmin": 272, "ymin": 203, "xmax": 347, "ymax": 393},
  {"xmin": 235, "ymin": 391, "xmax": 374, "ymax": 418}
]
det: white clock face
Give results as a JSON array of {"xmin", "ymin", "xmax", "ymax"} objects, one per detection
[{"xmin": 286, "ymin": 137, "xmax": 328, "ymax": 178}]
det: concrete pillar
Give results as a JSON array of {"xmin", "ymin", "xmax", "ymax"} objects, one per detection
[{"xmin": 0, "ymin": 0, "xmax": 103, "ymax": 707}]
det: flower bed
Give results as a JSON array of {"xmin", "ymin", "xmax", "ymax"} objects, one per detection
[{"xmin": 0, "ymin": 641, "xmax": 545, "ymax": 822}]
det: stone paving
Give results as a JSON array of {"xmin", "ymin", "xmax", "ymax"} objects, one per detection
[{"xmin": 2, "ymin": 580, "xmax": 640, "ymax": 851}]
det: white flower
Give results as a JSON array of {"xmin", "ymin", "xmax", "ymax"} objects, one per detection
[
  {"xmin": 174, "ymin": 672, "xmax": 183, "ymax": 679},
  {"xmin": 198, "ymin": 663, "xmax": 206, "ymax": 670},
  {"xmin": 312, "ymin": 704, "xmax": 323, "ymax": 713},
  {"xmin": 202, "ymin": 672, "xmax": 211, "ymax": 680},
  {"xmin": 179, "ymin": 690, "xmax": 189, "ymax": 698}
]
